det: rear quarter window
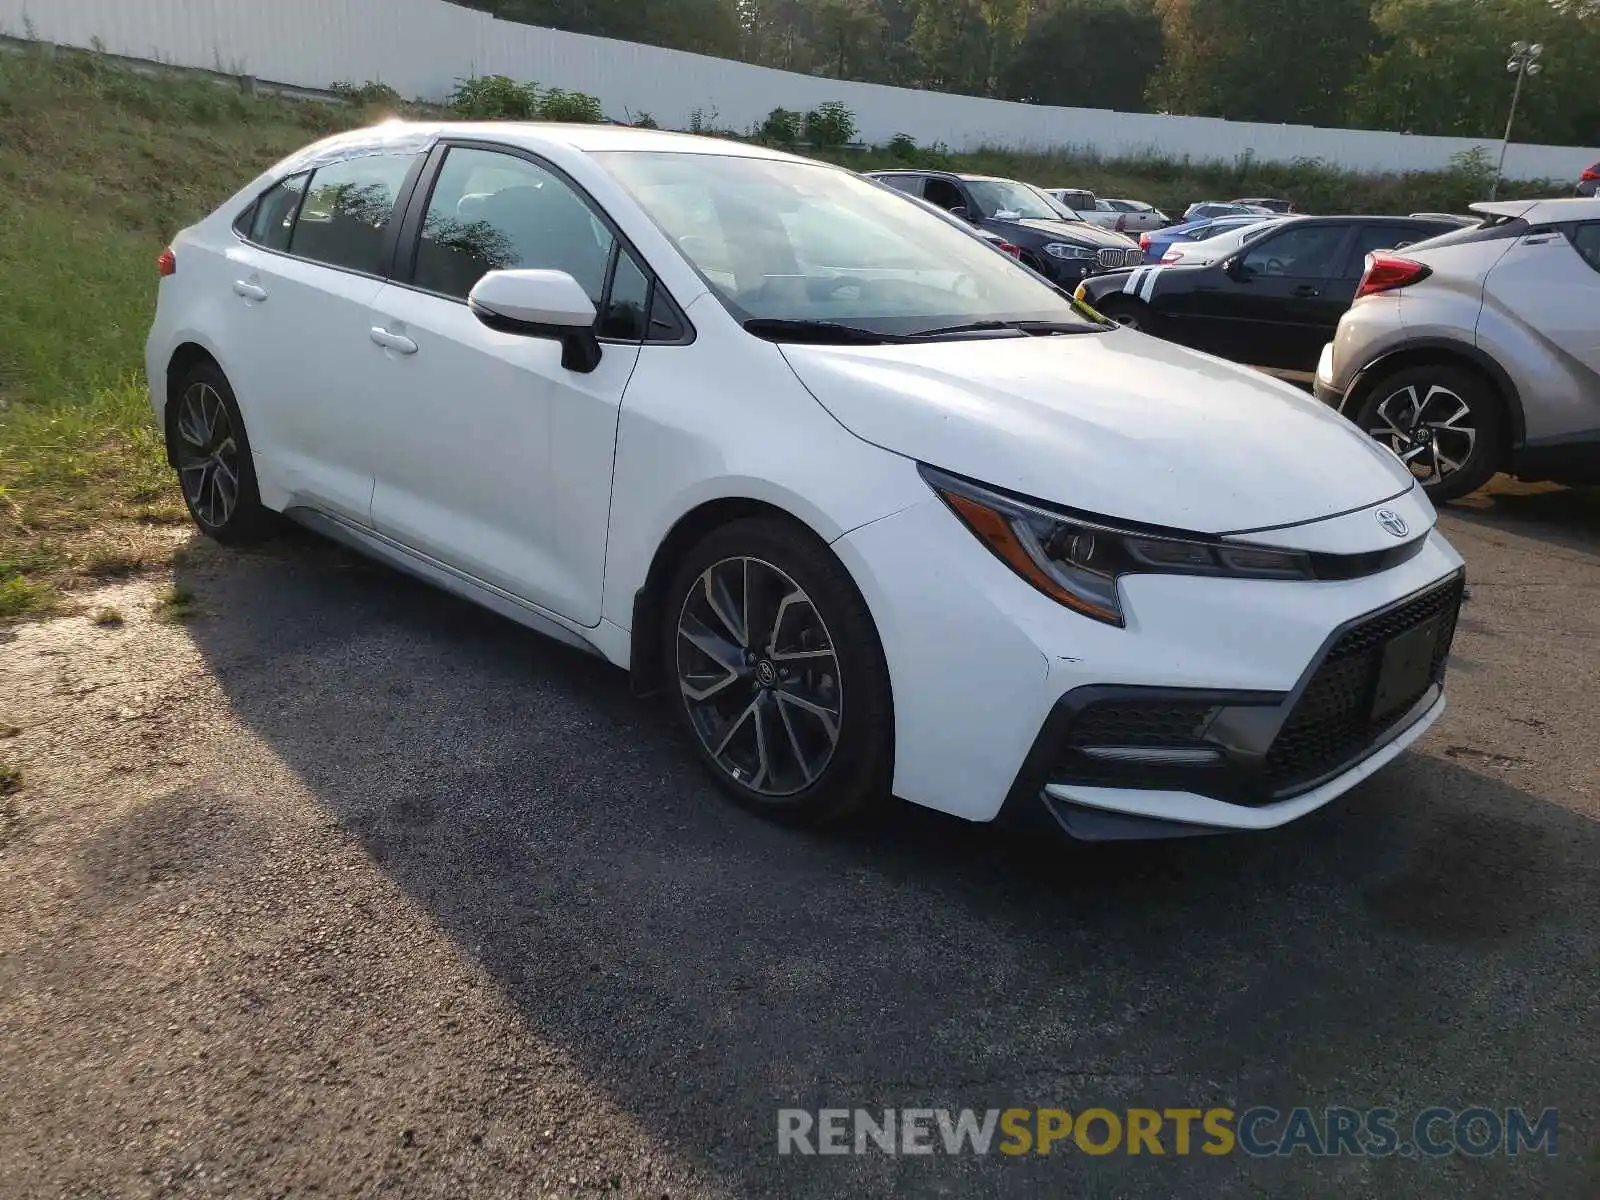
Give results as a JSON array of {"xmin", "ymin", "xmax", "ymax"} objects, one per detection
[{"xmin": 288, "ymin": 152, "xmax": 421, "ymax": 275}]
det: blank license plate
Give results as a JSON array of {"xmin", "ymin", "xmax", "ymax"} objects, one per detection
[{"xmin": 1372, "ymin": 618, "xmax": 1440, "ymax": 721}]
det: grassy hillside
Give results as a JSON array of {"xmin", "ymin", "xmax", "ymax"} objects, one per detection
[
  {"xmin": 0, "ymin": 48, "xmax": 1553, "ymax": 617},
  {"xmin": 0, "ymin": 51, "xmax": 373, "ymax": 616}
]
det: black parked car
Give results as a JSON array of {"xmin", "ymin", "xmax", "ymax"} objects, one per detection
[
  {"xmin": 1074, "ymin": 215, "xmax": 1461, "ymax": 374},
  {"xmin": 865, "ymin": 170, "xmax": 1143, "ymax": 287}
]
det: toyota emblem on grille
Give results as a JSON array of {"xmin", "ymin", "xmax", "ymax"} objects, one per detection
[{"xmin": 1376, "ymin": 509, "xmax": 1409, "ymax": 538}]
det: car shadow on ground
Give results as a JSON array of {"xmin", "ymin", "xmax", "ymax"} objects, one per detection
[
  {"xmin": 172, "ymin": 516, "xmax": 1597, "ymax": 1197},
  {"xmin": 1446, "ymin": 482, "xmax": 1600, "ymax": 560}
]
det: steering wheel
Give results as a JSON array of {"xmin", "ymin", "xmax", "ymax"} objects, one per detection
[{"xmin": 1265, "ymin": 257, "xmax": 1288, "ymax": 277}]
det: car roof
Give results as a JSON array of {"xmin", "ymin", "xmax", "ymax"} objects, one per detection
[
  {"xmin": 1470, "ymin": 196, "xmax": 1600, "ymax": 223},
  {"xmin": 291, "ymin": 120, "xmax": 810, "ymax": 166}
]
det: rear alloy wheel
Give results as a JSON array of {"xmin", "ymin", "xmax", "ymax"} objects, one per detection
[
  {"xmin": 664, "ymin": 518, "xmax": 892, "ymax": 824},
  {"xmin": 168, "ymin": 362, "xmax": 276, "ymax": 543},
  {"xmin": 1356, "ymin": 365, "xmax": 1503, "ymax": 503}
]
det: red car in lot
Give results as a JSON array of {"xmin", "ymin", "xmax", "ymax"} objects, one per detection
[{"xmin": 1579, "ymin": 161, "xmax": 1599, "ymax": 198}]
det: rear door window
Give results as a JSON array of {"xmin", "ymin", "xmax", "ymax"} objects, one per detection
[
  {"xmin": 1568, "ymin": 223, "xmax": 1600, "ymax": 273},
  {"xmin": 289, "ymin": 153, "xmax": 421, "ymax": 275},
  {"xmin": 876, "ymin": 174, "xmax": 924, "ymax": 197},
  {"xmin": 1339, "ymin": 225, "xmax": 1429, "ymax": 277}
]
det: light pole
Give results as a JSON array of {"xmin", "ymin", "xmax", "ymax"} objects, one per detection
[{"xmin": 1490, "ymin": 41, "xmax": 1543, "ymax": 201}]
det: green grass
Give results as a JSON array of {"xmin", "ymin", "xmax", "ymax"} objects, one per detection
[
  {"xmin": 0, "ymin": 49, "xmax": 377, "ymax": 616},
  {"xmin": 152, "ymin": 583, "xmax": 198, "ymax": 621},
  {"xmin": 0, "ymin": 48, "xmax": 1557, "ymax": 619}
]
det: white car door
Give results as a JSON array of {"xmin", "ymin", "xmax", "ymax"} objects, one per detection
[
  {"xmin": 359, "ymin": 144, "xmax": 647, "ymax": 625},
  {"xmin": 221, "ymin": 152, "xmax": 423, "ymax": 521}
]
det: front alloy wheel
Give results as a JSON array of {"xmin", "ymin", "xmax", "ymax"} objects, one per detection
[
  {"xmin": 676, "ymin": 556, "xmax": 842, "ymax": 797},
  {"xmin": 663, "ymin": 518, "xmax": 893, "ymax": 824}
]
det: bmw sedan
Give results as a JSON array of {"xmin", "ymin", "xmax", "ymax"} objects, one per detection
[{"xmin": 148, "ymin": 123, "xmax": 1466, "ymax": 841}]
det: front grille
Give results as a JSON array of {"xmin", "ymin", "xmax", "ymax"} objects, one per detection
[
  {"xmin": 1262, "ymin": 576, "xmax": 1463, "ymax": 795},
  {"xmin": 1095, "ymin": 247, "xmax": 1141, "ymax": 269}
]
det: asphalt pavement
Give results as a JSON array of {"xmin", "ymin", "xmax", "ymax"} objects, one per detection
[{"xmin": 1, "ymin": 484, "xmax": 1596, "ymax": 1198}]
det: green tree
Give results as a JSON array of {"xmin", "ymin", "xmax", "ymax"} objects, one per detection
[
  {"xmin": 1351, "ymin": 0, "xmax": 1600, "ymax": 144},
  {"xmin": 810, "ymin": 0, "xmax": 888, "ymax": 77},
  {"xmin": 1148, "ymin": 0, "xmax": 1374, "ymax": 125},
  {"xmin": 1000, "ymin": 0, "xmax": 1163, "ymax": 110}
]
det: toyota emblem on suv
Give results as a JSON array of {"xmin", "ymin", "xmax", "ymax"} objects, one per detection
[{"xmin": 1376, "ymin": 509, "xmax": 1409, "ymax": 538}]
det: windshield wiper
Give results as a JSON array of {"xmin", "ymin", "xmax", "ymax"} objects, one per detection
[
  {"xmin": 909, "ymin": 319, "xmax": 1100, "ymax": 338},
  {"xmin": 742, "ymin": 318, "xmax": 911, "ymax": 345}
]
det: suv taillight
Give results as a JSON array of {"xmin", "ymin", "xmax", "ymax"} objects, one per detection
[
  {"xmin": 995, "ymin": 240, "xmax": 1022, "ymax": 259},
  {"xmin": 157, "ymin": 247, "xmax": 176, "ymax": 277},
  {"xmin": 1139, "ymin": 232, "xmax": 1151, "ymax": 249},
  {"xmin": 1582, "ymin": 163, "xmax": 1600, "ymax": 182},
  {"xmin": 1356, "ymin": 254, "xmax": 1430, "ymax": 299}
]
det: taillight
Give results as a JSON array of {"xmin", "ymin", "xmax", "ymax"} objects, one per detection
[
  {"xmin": 996, "ymin": 241, "xmax": 1022, "ymax": 259},
  {"xmin": 1356, "ymin": 254, "xmax": 1430, "ymax": 299},
  {"xmin": 157, "ymin": 247, "xmax": 176, "ymax": 277},
  {"xmin": 1160, "ymin": 249, "xmax": 1180, "ymax": 264},
  {"xmin": 1139, "ymin": 233, "xmax": 1151, "ymax": 249},
  {"xmin": 1582, "ymin": 164, "xmax": 1600, "ymax": 181}
]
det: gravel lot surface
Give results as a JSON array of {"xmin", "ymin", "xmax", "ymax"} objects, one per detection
[{"xmin": 2, "ymin": 486, "xmax": 1596, "ymax": 1198}]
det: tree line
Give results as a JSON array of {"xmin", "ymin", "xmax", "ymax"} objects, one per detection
[{"xmin": 460, "ymin": 0, "xmax": 1600, "ymax": 146}]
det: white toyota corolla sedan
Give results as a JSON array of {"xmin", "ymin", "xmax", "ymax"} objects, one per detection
[{"xmin": 146, "ymin": 123, "xmax": 1466, "ymax": 840}]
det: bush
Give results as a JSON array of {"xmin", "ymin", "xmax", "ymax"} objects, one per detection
[
  {"xmin": 887, "ymin": 132, "xmax": 917, "ymax": 161},
  {"xmin": 760, "ymin": 107, "xmax": 802, "ymax": 147},
  {"xmin": 632, "ymin": 111, "xmax": 659, "ymax": 129},
  {"xmin": 330, "ymin": 80, "xmax": 402, "ymax": 107},
  {"xmin": 539, "ymin": 87, "xmax": 604, "ymax": 123},
  {"xmin": 448, "ymin": 74, "xmax": 539, "ymax": 119},
  {"xmin": 804, "ymin": 101, "xmax": 856, "ymax": 149}
]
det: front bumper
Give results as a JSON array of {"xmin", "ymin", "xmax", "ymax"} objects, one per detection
[
  {"xmin": 831, "ymin": 492, "xmax": 1464, "ymax": 839},
  {"xmin": 1312, "ymin": 342, "xmax": 1344, "ymax": 409},
  {"xmin": 997, "ymin": 569, "xmax": 1462, "ymax": 840}
]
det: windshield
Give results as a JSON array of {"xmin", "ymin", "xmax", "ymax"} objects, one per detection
[
  {"xmin": 596, "ymin": 152, "xmax": 1099, "ymax": 336},
  {"xmin": 962, "ymin": 179, "xmax": 1062, "ymax": 221}
]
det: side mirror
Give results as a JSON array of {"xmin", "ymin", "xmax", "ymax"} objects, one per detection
[
  {"xmin": 468, "ymin": 269, "xmax": 602, "ymax": 373},
  {"xmin": 1223, "ymin": 256, "xmax": 1250, "ymax": 281}
]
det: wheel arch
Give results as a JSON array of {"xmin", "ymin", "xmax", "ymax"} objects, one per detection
[
  {"xmin": 627, "ymin": 496, "xmax": 851, "ymax": 698},
  {"xmin": 162, "ymin": 342, "xmax": 226, "ymax": 465},
  {"xmin": 1343, "ymin": 339, "xmax": 1526, "ymax": 453}
]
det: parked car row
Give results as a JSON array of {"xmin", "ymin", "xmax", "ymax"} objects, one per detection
[{"xmin": 868, "ymin": 169, "xmax": 1144, "ymax": 287}]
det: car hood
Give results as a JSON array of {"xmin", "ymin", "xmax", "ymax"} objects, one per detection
[
  {"xmin": 991, "ymin": 217, "xmax": 1133, "ymax": 248},
  {"xmin": 780, "ymin": 330, "xmax": 1413, "ymax": 534}
]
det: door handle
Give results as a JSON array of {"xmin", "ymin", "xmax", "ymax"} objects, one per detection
[
  {"xmin": 232, "ymin": 280, "xmax": 268, "ymax": 302},
  {"xmin": 1293, "ymin": 284, "xmax": 1321, "ymax": 298},
  {"xmin": 369, "ymin": 327, "xmax": 418, "ymax": 355}
]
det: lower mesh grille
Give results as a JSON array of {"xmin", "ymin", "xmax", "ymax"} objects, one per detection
[
  {"xmin": 1262, "ymin": 575, "xmax": 1463, "ymax": 795},
  {"xmin": 1066, "ymin": 701, "xmax": 1219, "ymax": 748}
]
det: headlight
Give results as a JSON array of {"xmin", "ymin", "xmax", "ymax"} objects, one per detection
[
  {"xmin": 1043, "ymin": 242, "xmax": 1096, "ymax": 260},
  {"xmin": 921, "ymin": 466, "xmax": 1313, "ymax": 627}
]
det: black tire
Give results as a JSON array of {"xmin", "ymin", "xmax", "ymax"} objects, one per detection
[
  {"xmin": 166, "ymin": 360, "xmax": 277, "ymax": 544},
  {"xmin": 1096, "ymin": 296, "xmax": 1154, "ymax": 333},
  {"xmin": 661, "ymin": 516, "xmax": 893, "ymax": 826},
  {"xmin": 1353, "ymin": 363, "xmax": 1504, "ymax": 503}
]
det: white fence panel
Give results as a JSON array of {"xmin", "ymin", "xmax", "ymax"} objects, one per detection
[{"xmin": 2, "ymin": 0, "xmax": 1593, "ymax": 180}]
